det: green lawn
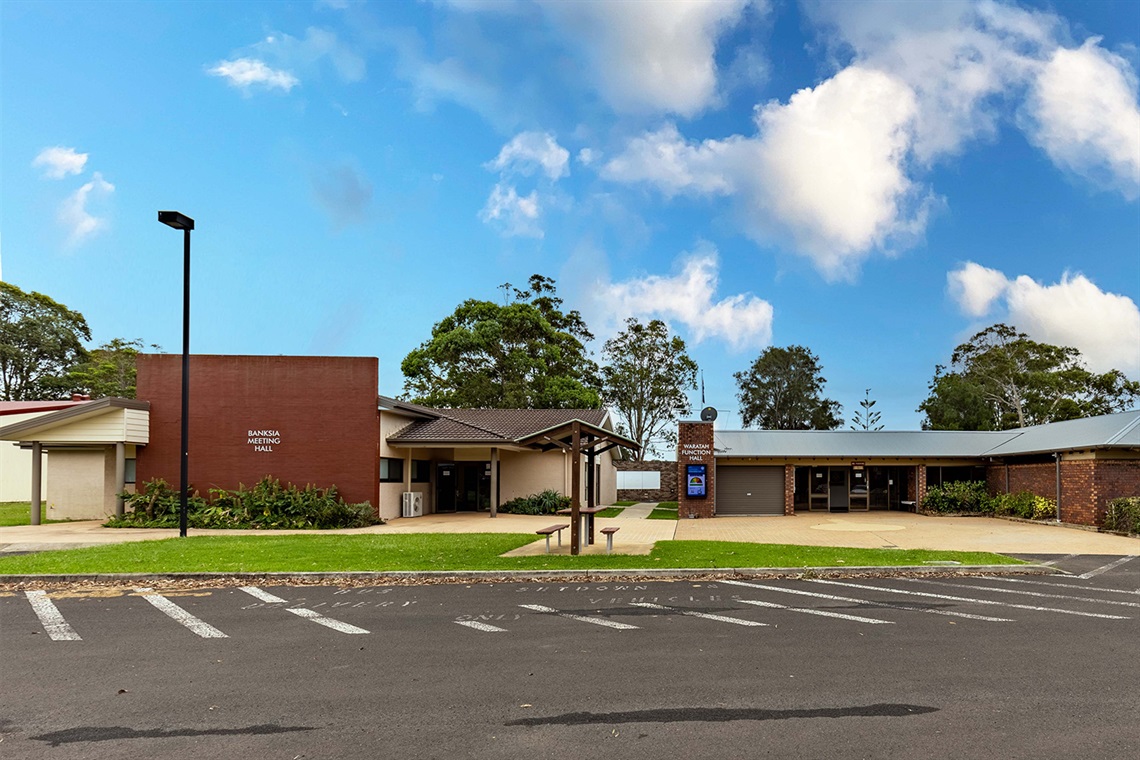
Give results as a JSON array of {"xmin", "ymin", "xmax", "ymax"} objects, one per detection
[
  {"xmin": 613, "ymin": 500, "xmax": 637, "ymax": 507},
  {"xmin": 0, "ymin": 533, "xmax": 1022, "ymax": 574},
  {"xmin": 596, "ymin": 507, "xmax": 625, "ymax": 518},
  {"xmin": 648, "ymin": 502, "xmax": 679, "ymax": 520},
  {"xmin": 0, "ymin": 502, "xmax": 69, "ymax": 527}
]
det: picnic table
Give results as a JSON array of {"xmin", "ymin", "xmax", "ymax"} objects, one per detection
[{"xmin": 557, "ymin": 505, "xmax": 606, "ymax": 551}]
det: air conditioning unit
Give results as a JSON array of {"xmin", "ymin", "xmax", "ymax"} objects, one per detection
[{"xmin": 401, "ymin": 491, "xmax": 424, "ymax": 518}]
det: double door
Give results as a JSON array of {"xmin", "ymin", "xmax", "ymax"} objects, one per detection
[{"xmin": 435, "ymin": 462, "xmax": 491, "ymax": 512}]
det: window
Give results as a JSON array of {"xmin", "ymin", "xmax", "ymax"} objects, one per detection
[
  {"xmin": 617, "ymin": 471, "xmax": 661, "ymax": 490},
  {"xmin": 125, "ymin": 459, "xmax": 137, "ymax": 484},
  {"xmin": 380, "ymin": 457, "xmax": 404, "ymax": 483},
  {"xmin": 411, "ymin": 460, "xmax": 431, "ymax": 483}
]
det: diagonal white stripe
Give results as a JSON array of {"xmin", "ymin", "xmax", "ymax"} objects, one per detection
[
  {"xmin": 25, "ymin": 590, "xmax": 81, "ymax": 641},
  {"xmin": 735, "ymin": 597, "xmax": 893, "ymax": 625},
  {"xmin": 519, "ymin": 604, "xmax": 639, "ymax": 630},
  {"xmin": 1040, "ymin": 553, "xmax": 1079, "ymax": 567},
  {"xmin": 135, "ymin": 588, "xmax": 228, "ymax": 638},
  {"xmin": 979, "ymin": 576, "xmax": 1140, "ymax": 596},
  {"xmin": 809, "ymin": 580, "xmax": 1130, "ymax": 620},
  {"xmin": 721, "ymin": 580, "xmax": 1012, "ymax": 622},
  {"xmin": 630, "ymin": 602, "xmax": 768, "ymax": 627},
  {"xmin": 239, "ymin": 586, "xmax": 288, "ymax": 604},
  {"xmin": 1078, "ymin": 556, "xmax": 1136, "ymax": 579},
  {"xmin": 901, "ymin": 578, "xmax": 1140, "ymax": 608},
  {"xmin": 455, "ymin": 620, "xmax": 508, "ymax": 633},
  {"xmin": 287, "ymin": 608, "xmax": 370, "ymax": 634}
]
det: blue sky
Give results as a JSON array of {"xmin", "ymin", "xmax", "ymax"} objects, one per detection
[{"xmin": 3, "ymin": 0, "xmax": 1138, "ymax": 433}]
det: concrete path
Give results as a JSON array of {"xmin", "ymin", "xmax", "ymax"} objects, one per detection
[
  {"xmin": 1, "ymin": 509, "xmax": 1135, "ymax": 556},
  {"xmin": 614, "ymin": 502, "xmax": 656, "ymax": 519}
]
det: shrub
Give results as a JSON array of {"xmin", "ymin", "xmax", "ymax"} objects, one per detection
[
  {"xmin": 921, "ymin": 480, "xmax": 991, "ymax": 514},
  {"xmin": 497, "ymin": 489, "xmax": 571, "ymax": 515},
  {"xmin": 106, "ymin": 477, "xmax": 378, "ymax": 529},
  {"xmin": 1102, "ymin": 497, "xmax": 1140, "ymax": 534},
  {"xmin": 989, "ymin": 491, "xmax": 1054, "ymax": 520}
]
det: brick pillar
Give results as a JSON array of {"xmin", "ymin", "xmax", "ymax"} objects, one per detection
[
  {"xmin": 784, "ymin": 464, "xmax": 795, "ymax": 515},
  {"xmin": 915, "ymin": 465, "xmax": 928, "ymax": 508},
  {"xmin": 677, "ymin": 421, "xmax": 715, "ymax": 518}
]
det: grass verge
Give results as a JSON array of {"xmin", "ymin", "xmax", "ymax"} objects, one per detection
[
  {"xmin": 0, "ymin": 534, "xmax": 1023, "ymax": 574},
  {"xmin": 613, "ymin": 500, "xmax": 637, "ymax": 507},
  {"xmin": 0, "ymin": 502, "xmax": 69, "ymax": 527},
  {"xmin": 648, "ymin": 502, "xmax": 679, "ymax": 520},
  {"xmin": 596, "ymin": 507, "xmax": 625, "ymax": 518}
]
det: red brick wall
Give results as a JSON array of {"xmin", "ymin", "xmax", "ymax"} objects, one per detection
[
  {"xmin": 677, "ymin": 422, "xmax": 715, "ymax": 518},
  {"xmin": 984, "ymin": 458, "xmax": 1140, "ymax": 526},
  {"xmin": 783, "ymin": 464, "xmax": 795, "ymax": 515},
  {"xmin": 136, "ymin": 355, "xmax": 380, "ymax": 507}
]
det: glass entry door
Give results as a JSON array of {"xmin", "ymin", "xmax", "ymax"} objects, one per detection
[{"xmin": 829, "ymin": 468, "xmax": 849, "ymax": 512}]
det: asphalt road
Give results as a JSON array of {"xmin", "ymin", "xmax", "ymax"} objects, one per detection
[{"xmin": 2, "ymin": 554, "xmax": 1138, "ymax": 759}]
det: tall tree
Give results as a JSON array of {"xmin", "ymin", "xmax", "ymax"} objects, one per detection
[
  {"xmin": 65, "ymin": 338, "xmax": 157, "ymax": 398},
  {"xmin": 850, "ymin": 388, "xmax": 884, "ymax": 430},
  {"xmin": 0, "ymin": 282, "xmax": 91, "ymax": 400},
  {"xmin": 401, "ymin": 274, "xmax": 601, "ymax": 408},
  {"xmin": 918, "ymin": 323, "xmax": 1140, "ymax": 430},
  {"xmin": 734, "ymin": 345, "xmax": 843, "ymax": 429},
  {"xmin": 601, "ymin": 318, "xmax": 698, "ymax": 460}
]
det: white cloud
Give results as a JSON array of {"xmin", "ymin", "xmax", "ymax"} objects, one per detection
[
  {"xmin": 58, "ymin": 172, "xmax": 114, "ymax": 246},
  {"xmin": 255, "ymin": 27, "xmax": 365, "ymax": 83},
  {"xmin": 32, "ymin": 146, "xmax": 88, "ymax": 179},
  {"xmin": 1023, "ymin": 39, "xmax": 1140, "ymax": 198},
  {"xmin": 576, "ymin": 148, "xmax": 598, "ymax": 166},
  {"xmin": 947, "ymin": 261, "xmax": 1009, "ymax": 317},
  {"xmin": 948, "ymin": 262, "xmax": 1140, "ymax": 376},
  {"xmin": 486, "ymin": 131, "xmax": 569, "ymax": 180},
  {"xmin": 479, "ymin": 182, "xmax": 542, "ymax": 238},
  {"xmin": 536, "ymin": 0, "xmax": 754, "ymax": 116},
  {"xmin": 592, "ymin": 245, "xmax": 773, "ymax": 351},
  {"xmin": 603, "ymin": 67, "xmax": 932, "ymax": 280},
  {"xmin": 207, "ymin": 58, "xmax": 299, "ymax": 92}
]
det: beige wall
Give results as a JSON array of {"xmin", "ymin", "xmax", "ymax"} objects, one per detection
[
  {"xmin": 45, "ymin": 448, "xmax": 117, "ymax": 520},
  {"xmin": 0, "ymin": 412, "xmax": 54, "ymax": 501}
]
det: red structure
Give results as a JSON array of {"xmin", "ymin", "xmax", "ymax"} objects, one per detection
[{"xmin": 136, "ymin": 355, "xmax": 380, "ymax": 507}]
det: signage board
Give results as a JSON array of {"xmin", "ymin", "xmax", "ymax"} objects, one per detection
[{"xmin": 686, "ymin": 464, "xmax": 707, "ymax": 498}]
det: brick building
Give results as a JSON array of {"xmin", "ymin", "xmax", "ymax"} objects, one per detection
[{"xmin": 676, "ymin": 411, "xmax": 1140, "ymax": 526}]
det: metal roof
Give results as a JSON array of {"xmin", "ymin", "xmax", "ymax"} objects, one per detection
[
  {"xmin": 980, "ymin": 410, "xmax": 1140, "ymax": 456},
  {"xmin": 713, "ymin": 410, "xmax": 1140, "ymax": 459},
  {"xmin": 387, "ymin": 407, "xmax": 610, "ymax": 445},
  {"xmin": 714, "ymin": 429, "xmax": 1012, "ymax": 459}
]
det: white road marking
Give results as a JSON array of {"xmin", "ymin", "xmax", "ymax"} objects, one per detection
[
  {"xmin": 630, "ymin": 602, "xmax": 769, "ymax": 627},
  {"xmin": 809, "ymin": 580, "xmax": 1130, "ymax": 620},
  {"xmin": 238, "ymin": 587, "xmax": 369, "ymax": 634},
  {"xmin": 455, "ymin": 620, "xmax": 508, "ymax": 633},
  {"xmin": 24, "ymin": 590, "xmax": 81, "ymax": 641},
  {"xmin": 900, "ymin": 578, "xmax": 1140, "ymax": 608},
  {"xmin": 519, "ymin": 604, "xmax": 639, "ymax": 630},
  {"xmin": 722, "ymin": 580, "xmax": 1012, "ymax": 622},
  {"xmin": 1078, "ymin": 556, "xmax": 1137, "ymax": 579},
  {"xmin": 239, "ymin": 586, "xmax": 288, "ymax": 604},
  {"xmin": 979, "ymin": 576, "xmax": 1140, "ymax": 596},
  {"xmin": 135, "ymin": 588, "xmax": 228, "ymax": 638},
  {"xmin": 1040, "ymin": 553, "xmax": 1079, "ymax": 567},
  {"xmin": 286, "ymin": 608, "xmax": 370, "ymax": 634},
  {"xmin": 735, "ymin": 597, "xmax": 894, "ymax": 625}
]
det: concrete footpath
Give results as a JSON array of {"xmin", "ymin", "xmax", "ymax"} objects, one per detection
[{"xmin": 0, "ymin": 509, "xmax": 1135, "ymax": 557}]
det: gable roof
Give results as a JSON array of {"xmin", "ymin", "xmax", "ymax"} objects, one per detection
[
  {"xmin": 387, "ymin": 407, "xmax": 611, "ymax": 445},
  {"xmin": 714, "ymin": 410, "xmax": 1140, "ymax": 459},
  {"xmin": 0, "ymin": 397, "xmax": 150, "ymax": 444}
]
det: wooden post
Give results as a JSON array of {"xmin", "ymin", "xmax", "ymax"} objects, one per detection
[
  {"xmin": 30, "ymin": 441, "xmax": 42, "ymax": 525},
  {"xmin": 570, "ymin": 421, "xmax": 581, "ymax": 555},
  {"xmin": 490, "ymin": 447, "xmax": 499, "ymax": 518}
]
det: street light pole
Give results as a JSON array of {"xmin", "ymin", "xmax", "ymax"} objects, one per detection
[{"xmin": 158, "ymin": 211, "xmax": 195, "ymax": 538}]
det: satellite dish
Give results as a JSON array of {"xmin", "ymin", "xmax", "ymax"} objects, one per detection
[{"xmin": 700, "ymin": 406, "xmax": 718, "ymax": 422}]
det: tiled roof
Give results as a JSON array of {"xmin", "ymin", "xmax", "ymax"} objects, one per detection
[{"xmin": 388, "ymin": 408, "xmax": 608, "ymax": 443}]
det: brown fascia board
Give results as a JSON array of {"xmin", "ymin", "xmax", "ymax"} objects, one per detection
[
  {"xmin": 0, "ymin": 397, "xmax": 149, "ymax": 439},
  {"xmin": 377, "ymin": 395, "xmax": 440, "ymax": 420},
  {"xmin": 516, "ymin": 418, "xmax": 641, "ymax": 452}
]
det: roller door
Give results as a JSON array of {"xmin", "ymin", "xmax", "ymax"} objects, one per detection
[{"xmin": 716, "ymin": 465, "xmax": 784, "ymax": 515}]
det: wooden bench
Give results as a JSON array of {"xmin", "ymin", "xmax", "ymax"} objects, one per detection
[
  {"xmin": 536, "ymin": 524, "xmax": 570, "ymax": 553},
  {"xmin": 600, "ymin": 526, "xmax": 620, "ymax": 554}
]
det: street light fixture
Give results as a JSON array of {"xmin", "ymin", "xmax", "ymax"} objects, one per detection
[{"xmin": 158, "ymin": 210, "xmax": 194, "ymax": 538}]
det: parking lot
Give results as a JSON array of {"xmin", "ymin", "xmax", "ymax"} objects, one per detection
[{"xmin": 2, "ymin": 554, "xmax": 1138, "ymax": 759}]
